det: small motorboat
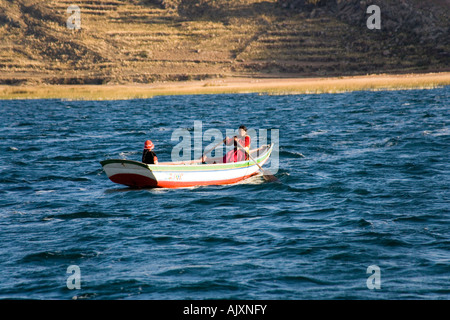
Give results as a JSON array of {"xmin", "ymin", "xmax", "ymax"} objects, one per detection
[{"xmin": 100, "ymin": 144, "xmax": 274, "ymax": 188}]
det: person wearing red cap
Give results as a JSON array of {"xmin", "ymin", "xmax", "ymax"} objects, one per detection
[{"xmin": 142, "ymin": 140, "xmax": 158, "ymax": 164}]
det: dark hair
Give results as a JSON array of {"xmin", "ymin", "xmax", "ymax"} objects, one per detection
[{"xmin": 239, "ymin": 125, "xmax": 247, "ymax": 131}]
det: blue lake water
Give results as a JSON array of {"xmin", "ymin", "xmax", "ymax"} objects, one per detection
[{"xmin": 0, "ymin": 87, "xmax": 449, "ymax": 300}]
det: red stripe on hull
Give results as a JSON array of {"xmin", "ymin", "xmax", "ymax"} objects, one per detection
[
  {"xmin": 109, "ymin": 173, "xmax": 158, "ymax": 188},
  {"xmin": 108, "ymin": 172, "xmax": 259, "ymax": 188}
]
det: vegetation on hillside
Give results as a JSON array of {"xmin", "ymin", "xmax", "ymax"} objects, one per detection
[{"xmin": 0, "ymin": 0, "xmax": 448, "ymax": 85}]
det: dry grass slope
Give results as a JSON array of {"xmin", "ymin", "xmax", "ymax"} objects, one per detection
[{"xmin": 0, "ymin": 0, "xmax": 448, "ymax": 85}]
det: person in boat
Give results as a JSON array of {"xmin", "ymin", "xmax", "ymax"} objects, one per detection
[
  {"xmin": 223, "ymin": 125, "xmax": 251, "ymax": 163},
  {"xmin": 142, "ymin": 140, "xmax": 159, "ymax": 165},
  {"xmin": 202, "ymin": 125, "xmax": 251, "ymax": 164}
]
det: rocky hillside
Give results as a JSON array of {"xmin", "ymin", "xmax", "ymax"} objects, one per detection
[
  {"xmin": 279, "ymin": 0, "xmax": 449, "ymax": 51},
  {"xmin": 0, "ymin": 0, "xmax": 448, "ymax": 85}
]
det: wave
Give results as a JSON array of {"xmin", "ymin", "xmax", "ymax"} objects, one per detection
[
  {"xmin": 20, "ymin": 250, "xmax": 100, "ymax": 263},
  {"xmin": 302, "ymin": 130, "xmax": 328, "ymax": 138},
  {"xmin": 370, "ymin": 136, "xmax": 402, "ymax": 148},
  {"xmin": 423, "ymin": 127, "xmax": 450, "ymax": 137},
  {"xmin": 42, "ymin": 211, "xmax": 115, "ymax": 220},
  {"xmin": 35, "ymin": 175, "xmax": 91, "ymax": 183},
  {"xmin": 279, "ymin": 275, "xmax": 335, "ymax": 286},
  {"xmin": 338, "ymin": 218, "xmax": 373, "ymax": 228},
  {"xmin": 279, "ymin": 150, "xmax": 305, "ymax": 158}
]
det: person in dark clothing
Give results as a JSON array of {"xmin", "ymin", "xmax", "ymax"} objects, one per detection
[{"xmin": 142, "ymin": 140, "xmax": 158, "ymax": 164}]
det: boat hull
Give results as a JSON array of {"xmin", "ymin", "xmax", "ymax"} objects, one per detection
[{"xmin": 100, "ymin": 144, "xmax": 273, "ymax": 188}]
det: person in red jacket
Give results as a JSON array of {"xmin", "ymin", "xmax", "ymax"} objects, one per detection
[
  {"xmin": 142, "ymin": 140, "xmax": 158, "ymax": 164},
  {"xmin": 222, "ymin": 125, "xmax": 251, "ymax": 163},
  {"xmin": 223, "ymin": 125, "xmax": 251, "ymax": 163},
  {"xmin": 201, "ymin": 125, "xmax": 251, "ymax": 164}
]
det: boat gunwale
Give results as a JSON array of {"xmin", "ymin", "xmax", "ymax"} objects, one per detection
[{"xmin": 100, "ymin": 144, "xmax": 273, "ymax": 172}]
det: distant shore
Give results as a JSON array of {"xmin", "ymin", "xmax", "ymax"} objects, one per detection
[{"xmin": 1, "ymin": 72, "xmax": 449, "ymax": 100}]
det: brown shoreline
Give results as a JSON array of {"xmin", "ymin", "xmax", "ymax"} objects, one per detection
[{"xmin": 0, "ymin": 72, "xmax": 449, "ymax": 100}]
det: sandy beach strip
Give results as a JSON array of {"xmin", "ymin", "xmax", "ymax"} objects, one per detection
[{"xmin": 0, "ymin": 72, "xmax": 449, "ymax": 100}]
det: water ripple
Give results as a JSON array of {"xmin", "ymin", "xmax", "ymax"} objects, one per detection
[{"xmin": 0, "ymin": 87, "xmax": 449, "ymax": 299}]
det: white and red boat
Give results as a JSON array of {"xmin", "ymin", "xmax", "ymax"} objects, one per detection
[{"xmin": 100, "ymin": 144, "xmax": 274, "ymax": 188}]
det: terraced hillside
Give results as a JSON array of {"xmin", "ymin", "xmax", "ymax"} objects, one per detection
[{"xmin": 0, "ymin": 0, "xmax": 448, "ymax": 85}]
